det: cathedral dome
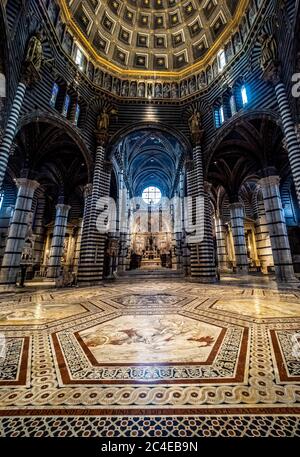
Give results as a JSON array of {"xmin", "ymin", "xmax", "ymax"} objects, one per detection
[{"xmin": 61, "ymin": 0, "xmax": 250, "ymax": 75}]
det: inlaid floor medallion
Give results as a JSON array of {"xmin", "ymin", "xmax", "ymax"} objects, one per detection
[{"xmin": 0, "ymin": 280, "xmax": 300, "ymax": 437}]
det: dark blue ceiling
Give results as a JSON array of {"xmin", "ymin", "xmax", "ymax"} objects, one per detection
[{"xmin": 116, "ymin": 129, "xmax": 185, "ymax": 197}]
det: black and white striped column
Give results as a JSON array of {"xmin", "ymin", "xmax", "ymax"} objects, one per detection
[
  {"xmin": 215, "ymin": 213, "xmax": 228, "ymax": 272},
  {"xmin": 33, "ymin": 195, "xmax": 46, "ymax": 268},
  {"xmin": 78, "ymin": 144, "xmax": 111, "ymax": 285},
  {"xmin": 0, "ymin": 178, "xmax": 39, "ymax": 286},
  {"xmin": 186, "ymin": 145, "xmax": 216, "ymax": 282},
  {"xmin": 73, "ymin": 219, "xmax": 83, "ymax": 274},
  {"xmin": 47, "ymin": 203, "xmax": 71, "ymax": 279},
  {"xmin": 0, "ymin": 83, "xmax": 27, "ymax": 190},
  {"xmin": 258, "ymin": 175, "xmax": 297, "ymax": 282},
  {"xmin": 229, "ymin": 202, "xmax": 249, "ymax": 274},
  {"xmin": 254, "ymin": 198, "xmax": 274, "ymax": 274},
  {"xmin": 274, "ymin": 82, "xmax": 300, "ymax": 206}
]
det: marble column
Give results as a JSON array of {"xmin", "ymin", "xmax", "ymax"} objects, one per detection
[
  {"xmin": 274, "ymin": 81, "xmax": 300, "ymax": 206},
  {"xmin": 117, "ymin": 174, "xmax": 129, "ymax": 273},
  {"xmin": 258, "ymin": 175, "xmax": 297, "ymax": 282},
  {"xmin": 254, "ymin": 198, "xmax": 274, "ymax": 274},
  {"xmin": 215, "ymin": 213, "xmax": 228, "ymax": 272},
  {"xmin": 229, "ymin": 202, "xmax": 249, "ymax": 274},
  {"xmin": 33, "ymin": 195, "xmax": 46, "ymax": 268},
  {"xmin": 47, "ymin": 203, "xmax": 71, "ymax": 279},
  {"xmin": 0, "ymin": 178, "xmax": 39, "ymax": 285},
  {"xmin": 73, "ymin": 219, "xmax": 83, "ymax": 274},
  {"xmin": 0, "ymin": 82, "xmax": 27, "ymax": 190},
  {"xmin": 186, "ymin": 141, "xmax": 216, "ymax": 282},
  {"xmin": 78, "ymin": 134, "xmax": 111, "ymax": 285}
]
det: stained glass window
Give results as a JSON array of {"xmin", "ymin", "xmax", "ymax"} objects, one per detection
[
  {"xmin": 0, "ymin": 191, "xmax": 4, "ymax": 211},
  {"xmin": 50, "ymin": 82, "xmax": 59, "ymax": 108},
  {"xmin": 142, "ymin": 186, "xmax": 162, "ymax": 204},
  {"xmin": 62, "ymin": 94, "xmax": 70, "ymax": 117},
  {"xmin": 230, "ymin": 95, "xmax": 237, "ymax": 115},
  {"xmin": 74, "ymin": 103, "xmax": 80, "ymax": 126},
  {"xmin": 218, "ymin": 49, "xmax": 226, "ymax": 72},
  {"xmin": 241, "ymin": 85, "xmax": 248, "ymax": 106}
]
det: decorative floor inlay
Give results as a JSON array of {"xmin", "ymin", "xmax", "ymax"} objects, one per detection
[
  {"xmin": 0, "ymin": 303, "xmax": 88, "ymax": 325},
  {"xmin": 0, "ymin": 279, "xmax": 300, "ymax": 436},
  {"xmin": 0, "ymin": 337, "xmax": 30, "ymax": 385}
]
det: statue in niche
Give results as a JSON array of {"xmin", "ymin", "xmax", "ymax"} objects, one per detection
[
  {"xmin": 206, "ymin": 66, "xmax": 212, "ymax": 83},
  {"xmin": 94, "ymin": 68, "xmax": 103, "ymax": 86},
  {"xmin": 155, "ymin": 83, "xmax": 162, "ymax": 98},
  {"xmin": 87, "ymin": 62, "xmax": 94, "ymax": 81},
  {"xmin": 225, "ymin": 41, "xmax": 234, "ymax": 61},
  {"xmin": 189, "ymin": 77, "xmax": 196, "ymax": 93},
  {"xmin": 240, "ymin": 18, "xmax": 249, "ymax": 39},
  {"xmin": 97, "ymin": 109, "xmax": 110, "ymax": 131},
  {"xmin": 248, "ymin": 1, "xmax": 256, "ymax": 24},
  {"xmin": 138, "ymin": 82, "xmax": 145, "ymax": 97},
  {"xmin": 197, "ymin": 71, "xmax": 206, "ymax": 89},
  {"xmin": 233, "ymin": 32, "xmax": 242, "ymax": 52},
  {"xmin": 112, "ymin": 78, "xmax": 120, "ymax": 95},
  {"xmin": 171, "ymin": 82, "xmax": 178, "ymax": 98},
  {"xmin": 212, "ymin": 58, "xmax": 218, "ymax": 77},
  {"xmin": 130, "ymin": 81, "xmax": 137, "ymax": 97},
  {"xmin": 188, "ymin": 111, "xmax": 202, "ymax": 136},
  {"xmin": 24, "ymin": 32, "xmax": 43, "ymax": 72},
  {"xmin": 63, "ymin": 32, "xmax": 73, "ymax": 55},
  {"xmin": 181, "ymin": 80, "xmax": 188, "ymax": 97},
  {"xmin": 121, "ymin": 80, "xmax": 129, "ymax": 96},
  {"xmin": 96, "ymin": 108, "xmax": 118, "ymax": 132},
  {"xmin": 104, "ymin": 73, "xmax": 112, "ymax": 91},
  {"xmin": 258, "ymin": 33, "xmax": 278, "ymax": 72},
  {"xmin": 163, "ymin": 83, "xmax": 170, "ymax": 98},
  {"xmin": 147, "ymin": 83, "xmax": 153, "ymax": 98}
]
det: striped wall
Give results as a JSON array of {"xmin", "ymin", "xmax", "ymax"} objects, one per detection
[{"xmin": 0, "ymin": 0, "xmax": 299, "ymax": 284}]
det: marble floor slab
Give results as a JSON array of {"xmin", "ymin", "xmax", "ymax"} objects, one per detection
[{"xmin": 0, "ymin": 279, "xmax": 300, "ymax": 437}]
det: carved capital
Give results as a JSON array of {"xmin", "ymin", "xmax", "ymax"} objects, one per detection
[
  {"xmin": 261, "ymin": 60, "xmax": 281, "ymax": 85},
  {"xmin": 84, "ymin": 183, "xmax": 93, "ymax": 199},
  {"xmin": 258, "ymin": 175, "xmax": 281, "ymax": 189},
  {"xmin": 103, "ymin": 160, "xmax": 112, "ymax": 173},
  {"xmin": 15, "ymin": 178, "xmax": 40, "ymax": 192},
  {"xmin": 21, "ymin": 62, "xmax": 41, "ymax": 87},
  {"xmin": 204, "ymin": 181, "xmax": 212, "ymax": 194},
  {"xmin": 228, "ymin": 202, "xmax": 244, "ymax": 212},
  {"xmin": 185, "ymin": 159, "xmax": 194, "ymax": 171},
  {"xmin": 95, "ymin": 130, "xmax": 109, "ymax": 146},
  {"xmin": 55, "ymin": 203, "xmax": 71, "ymax": 215},
  {"xmin": 191, "ymin": 129, "xmax": 204, "ymax": 146}
]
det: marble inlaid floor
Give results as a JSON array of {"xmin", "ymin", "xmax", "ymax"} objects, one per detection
[{"xmin": 0, "ymin": 279, "xmax": 300, "ymax": 437}]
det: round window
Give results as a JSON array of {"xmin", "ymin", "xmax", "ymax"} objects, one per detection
[{"xmin": 142, "ymin": 186, "xmax": 162, "ymax": 204}]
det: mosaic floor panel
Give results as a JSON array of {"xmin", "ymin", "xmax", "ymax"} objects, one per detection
[{"xmin": 0, "ymin": 280, "xmax": 300, "ymax": 437}]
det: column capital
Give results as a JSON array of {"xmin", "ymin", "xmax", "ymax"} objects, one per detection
[
  {"xmin": 191, "ymin": 130, "xmax": 204, "ymax": 147},
  {"xmin": 228, "ymin": 202, "xmax": 244, "ymax": 211},
  {"xmin": 95, "ymin": 130, "xmax": 109, "ymax": 146},
  {"xmin": 262, "ymin": 61, "xmax": 281, "ymax": 86},
  {"xmin": 204, "ymin": 181, "xmax": 212, "ymax": 193},
  {"xmin": 21, "ymin": 62, "xmax": 41, "ymax": 87},
  {"xmin": 185, "ymin": 159, "xmax": 194, "ymax": 171},
  {"xmin": 258, "ymin": 175, "xmax": 281, "ymax": 188},
  {"xmin": 84, "ymin": 183, "xmax": 93, "ymax": 198},
  {"xmin": 55, "ymin": 203, "xmax": 71, "ymax": 213},
  {"xmin": 15, "ymin": 178, "xmax": 40, "ymax": 191}
]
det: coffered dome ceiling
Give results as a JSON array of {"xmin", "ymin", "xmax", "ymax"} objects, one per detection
[{"xmin": 61, "ymin": 0, "xmax": 250, "ymax": 75}]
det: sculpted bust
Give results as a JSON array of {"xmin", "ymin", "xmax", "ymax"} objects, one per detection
[
  {"xmin": 25, "ymin": 32, "xmax": 43, "ymax": 72},
  {"xmin": 258, "ymin": 33, "xmax": 278, "ymax": 72}
]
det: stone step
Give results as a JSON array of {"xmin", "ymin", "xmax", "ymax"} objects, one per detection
[{"xmin": 118, "ymin": 268, "xmax": 184, "ymax": 279}]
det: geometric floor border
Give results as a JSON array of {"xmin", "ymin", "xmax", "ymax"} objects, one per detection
[{"xmin": 0, "ymin": 415, "xmax": 300, "ymax": 437}]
